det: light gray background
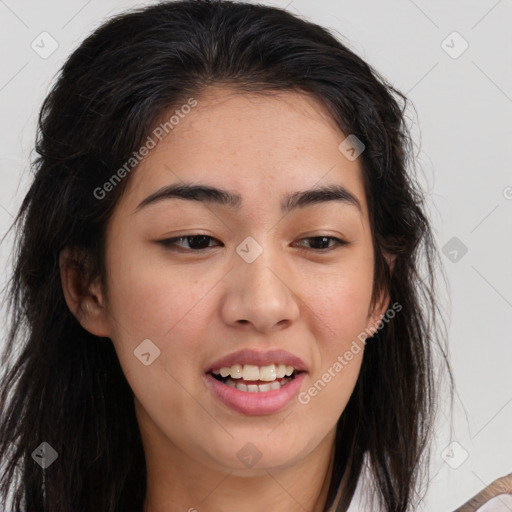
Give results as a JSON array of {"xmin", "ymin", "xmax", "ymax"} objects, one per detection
[{"xmin": 1, "ymin": 1, "xmax": 511, "ymax": 510}]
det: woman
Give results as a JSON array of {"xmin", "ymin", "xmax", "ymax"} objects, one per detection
[{"xmin": 0, "ymin": 1, "xmax": 508, "ymax": 510}]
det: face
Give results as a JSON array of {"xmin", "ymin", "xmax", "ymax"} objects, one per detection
[{"xmin": 87, "ymin": 86, "xmax": 388, "ymax": 476}]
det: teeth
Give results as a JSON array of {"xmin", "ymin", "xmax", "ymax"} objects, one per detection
[
  {"xmin": 212, "ymin": 363, "xmax": 297, "ymax": 381},
  {"xmin": 276, "ymin": 364, "xmax": 286, "ymax": 378},
  {"xmin": 259, "ymin": 364, "xmax": 276, "ymax": 381},
  {"xmin": 220, "ymin": 377, "xmax": 291, "ymax": 392},
  {"xmin": 242, "ymin": 365, "xmax": 260, "ymax": 381},
  {"xmin": 230, "ymin": 364, "xmax": 242, "ymax": 379}
]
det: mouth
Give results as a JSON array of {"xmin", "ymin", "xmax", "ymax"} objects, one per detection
[
  {"xmin": 209, "ymin": 363, "xmax": 303, "ymax": 393},
  {"xmin": 204, "ymin": 353, "xmax": 307, "ymax": 415}
]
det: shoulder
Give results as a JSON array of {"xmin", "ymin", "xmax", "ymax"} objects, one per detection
[
  {"xmin": 454, "ymin": 472, "xmax": 512, "ymax": 512},
  {"xmin": 473, "ymin": 494, "xmax": 512, "ymax": 512}
]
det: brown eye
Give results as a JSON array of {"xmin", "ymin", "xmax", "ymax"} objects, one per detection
[
  {"xmin": 158, "ymin": 235, "xmax": 222, "ymax": 251},
  {"xmin": 294, "ymin": 236, "xmax": 349, "ymax": 251}
]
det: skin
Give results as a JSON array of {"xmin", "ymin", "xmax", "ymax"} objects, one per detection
[
  {"xmin": 60, "ymin": 85, "xmax": 392, "ymax": 512},
  {"xmin": 59, "ymin": 86, "xmax": 512, "ymax": 511}
]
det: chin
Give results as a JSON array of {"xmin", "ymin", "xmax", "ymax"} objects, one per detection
[{"xmin": 201, "ymin": 436, "xmax": 311, "ymax": 475}]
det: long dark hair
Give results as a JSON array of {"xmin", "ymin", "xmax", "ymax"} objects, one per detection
[{"xmin": 0, "ymin": 1, "xmax": 454, "ymax": 510}]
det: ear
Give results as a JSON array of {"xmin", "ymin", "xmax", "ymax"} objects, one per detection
[
  {"xmin": 384, "ymin": 252, "xmax": 397, "ymax": 276},
  {"xmin": 366, "ymin": 290, "xmax": 390, "ymax": 337},
  {"xmin": 365, "ymin": 252, "xmax": 397, "ymax": 336},
  {"xmin": 59, "ymin": 248, "xmax": 111, "ymax": 338}
]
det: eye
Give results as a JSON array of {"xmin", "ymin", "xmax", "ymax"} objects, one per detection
[
  {"xmin": 293, "ymin": 236, "xmax": 349, "ymax": 251},
  {"xmin": 157, "ymin": 234, "xmax": 349, "ymax": 252},
  {"xmin": 158, "ymin": 234, "xmax": 222, "ymax": 251}
]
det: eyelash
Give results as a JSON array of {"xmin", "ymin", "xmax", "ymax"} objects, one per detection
[{"xmin": 157, "ymin": 234, "xmax": 349, "ymax": 252}]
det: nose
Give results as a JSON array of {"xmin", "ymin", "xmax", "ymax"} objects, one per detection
[{"xmin": 220, "ymin": 242, "xmax": 300, "ymax": 333}]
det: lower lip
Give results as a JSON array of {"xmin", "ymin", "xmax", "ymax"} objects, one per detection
[{"xmin": 204, "ymin": 372, "xmax": 306, "ymax": 415}]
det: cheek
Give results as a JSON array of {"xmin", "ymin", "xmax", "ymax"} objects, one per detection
[
  {"xmin": 102, "ymin": 242, "xmax": 216, "ymax": 394},
  {"xmin": 295, "ymin": 257, "xmax": 372, "ymax": 418},
  {"xmin": 103, "ymin": 257, "xmax": 207, "ymax": 431},
  {"xmin": 299, "ymin": 258, "xmax": 375, "ymax": 342},
  {"xmin": 297, "ymin": 277, "xmax": 367, "ymax": 433},
  {"xmin": 105, "ymin": 242, "xmax": 207, "ymax": 336}
]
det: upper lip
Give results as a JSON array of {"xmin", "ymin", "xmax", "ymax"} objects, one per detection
[{"xmin": 205, "ymin": 348, "xmax": 308, "ymax": 374}]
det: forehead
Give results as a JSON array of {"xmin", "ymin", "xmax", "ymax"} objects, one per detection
[{"xmin": 119, "ymin": 85, "xmax": 368, "ymax": 218}]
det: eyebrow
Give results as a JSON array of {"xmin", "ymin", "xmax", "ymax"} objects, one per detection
[{"xmin": 135, "ymin": 182, "xmax": 362, "ymax": 214}]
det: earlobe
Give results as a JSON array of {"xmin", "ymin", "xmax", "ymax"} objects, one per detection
[
  {"xmin": 59, "ymin": 248, "xmax": 111, "ymax": 338},
  {"xmin": 366, "ymin": 254, "xmax": 396, "ymax": 336},
  {"xmin": 366, "ymin": 292, "xmax": 390, "ymax": 337},
  {"xmin": 365, "ymin": 252, "xmax": 397, "ymax": 335},
  {"xmin": 385, "ymin": 252, "xmax": 397, "ymax": 276}
]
